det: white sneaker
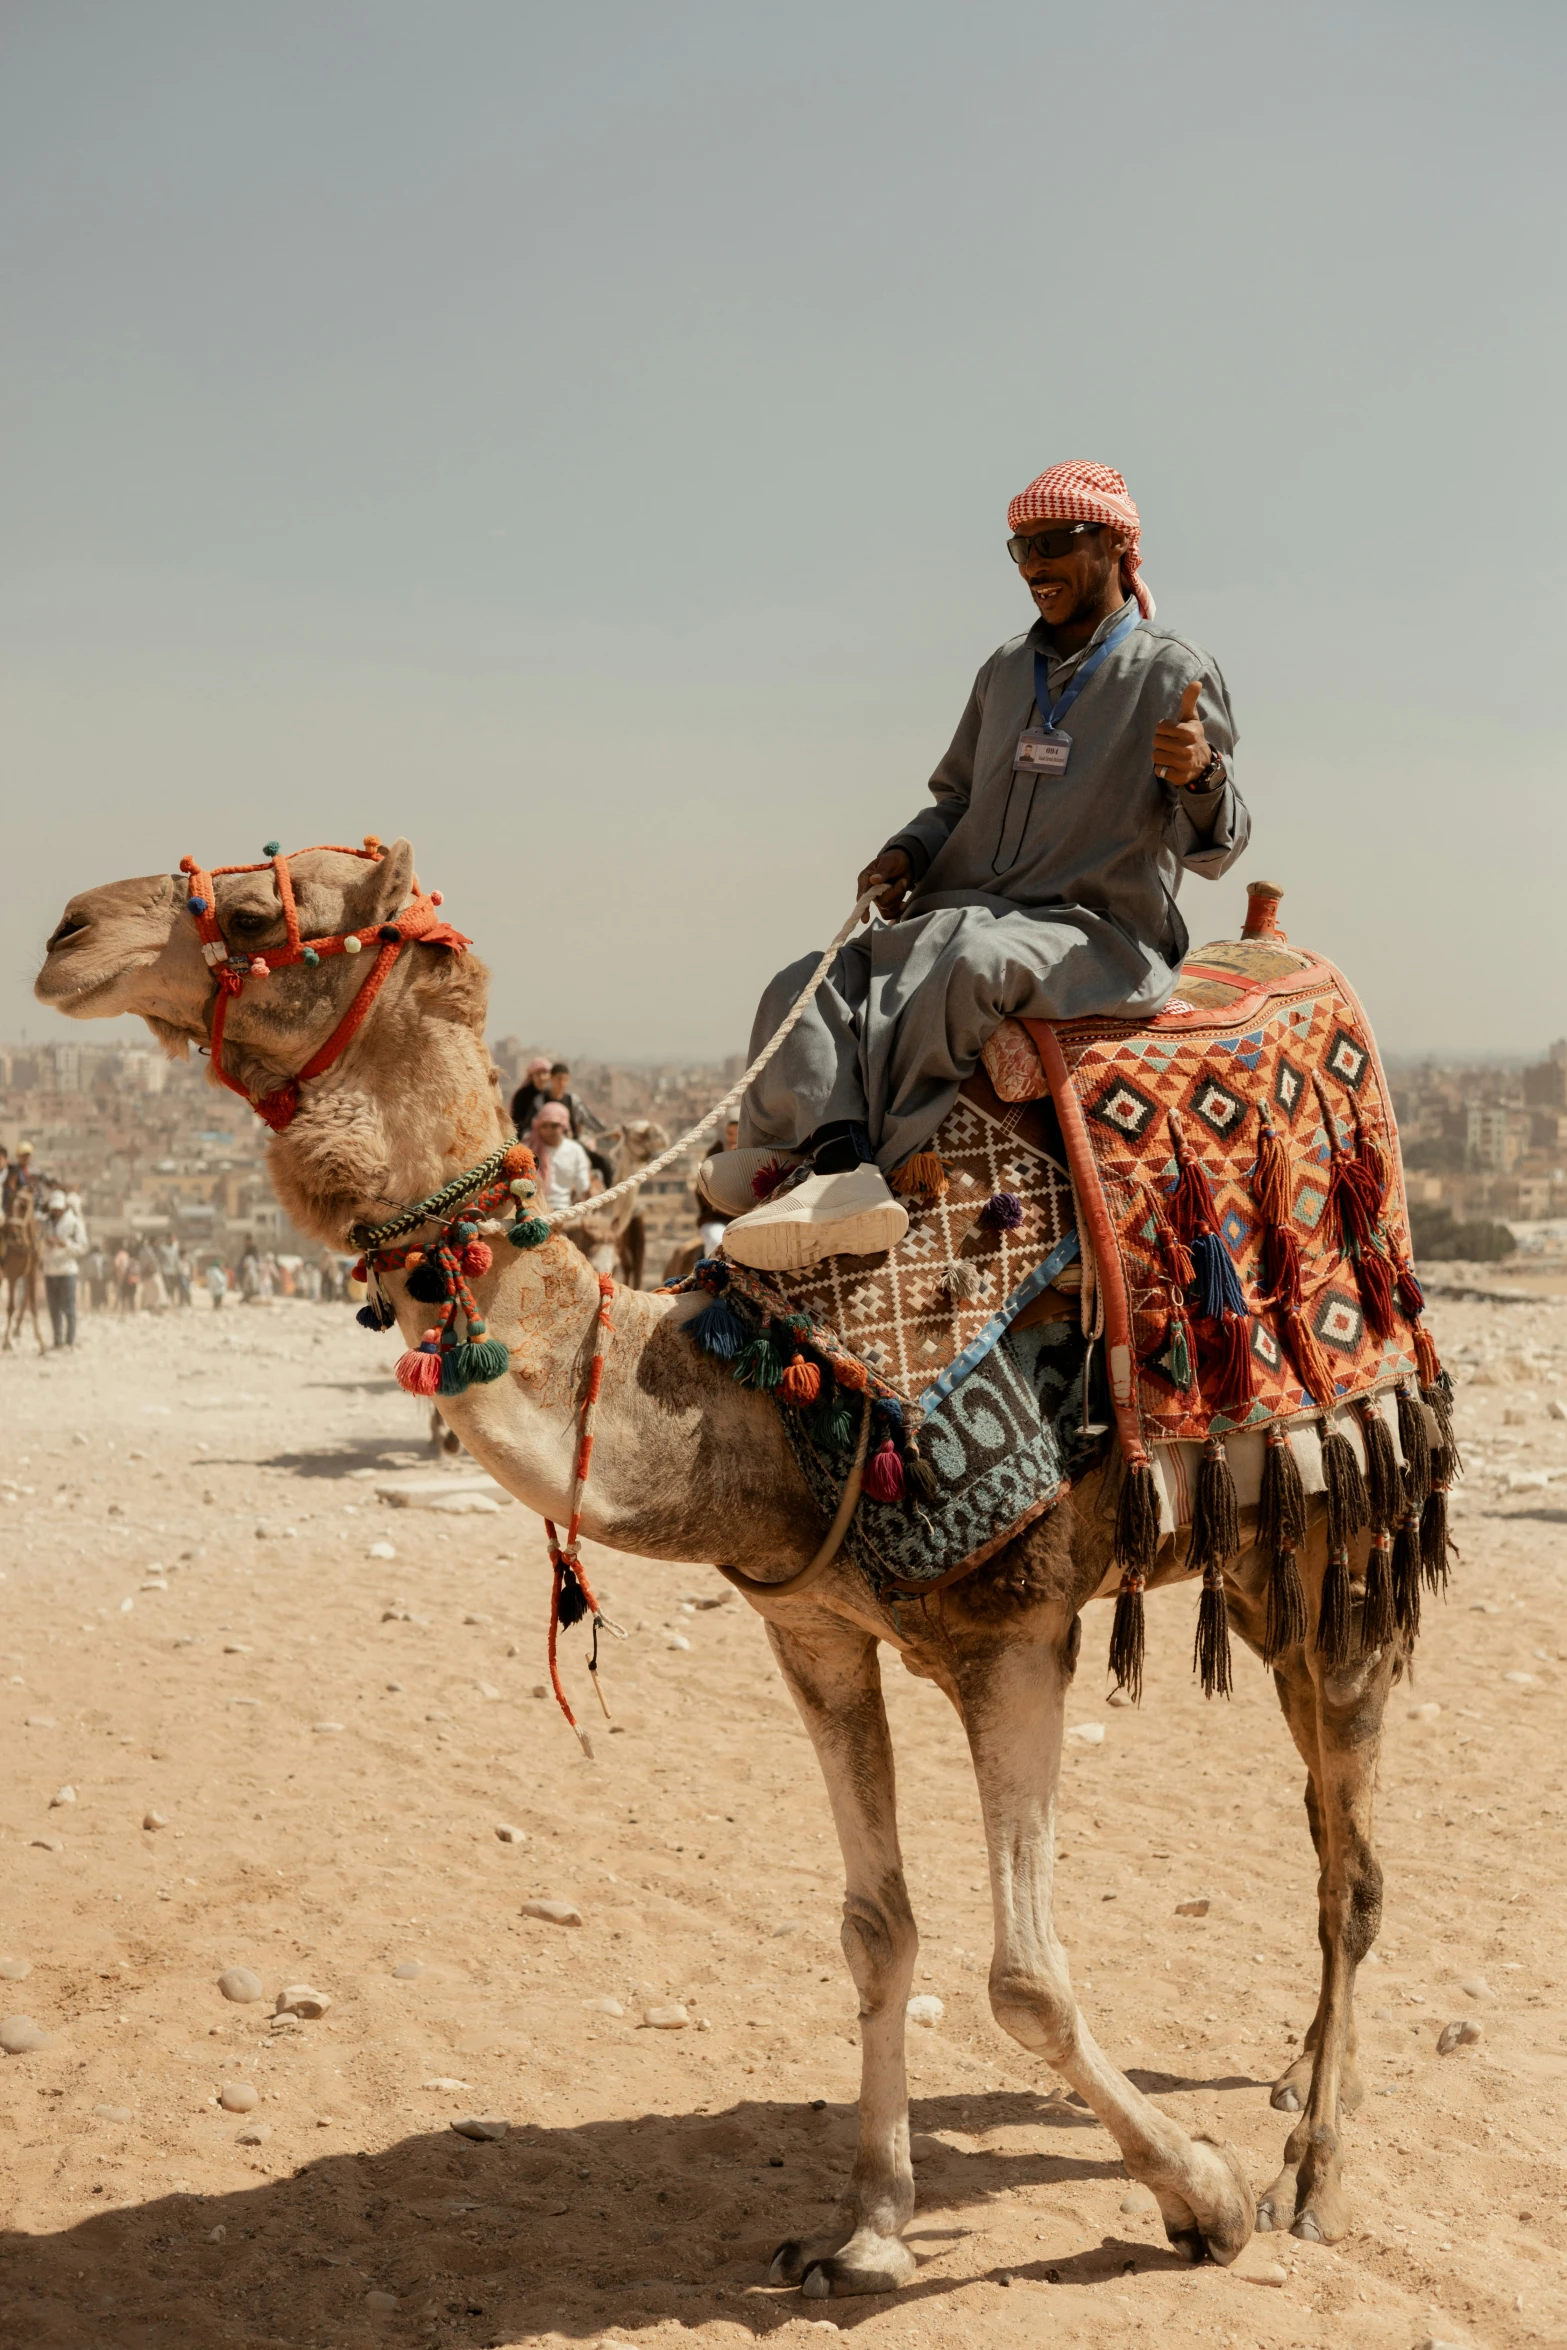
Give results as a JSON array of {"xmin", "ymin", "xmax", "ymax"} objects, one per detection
[
  {"xmin": 721, "ymin": 1165, "xmax": 909, "ymax": 1271},
  {"xmin": 695, "ymin": 1147, "xmax": 806, "ymax": 1219}
]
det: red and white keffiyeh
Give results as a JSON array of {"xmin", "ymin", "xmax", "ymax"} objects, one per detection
[{"xmin": 1007, "ymin": 460, "xmax": 1155, "ymax": 619}]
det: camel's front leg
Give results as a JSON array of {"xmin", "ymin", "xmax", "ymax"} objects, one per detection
[
  {"xmin": 956, "ymin": 1616, "xmax": 1254, "ymax": 2264},
  {"xmin": 763, "ymin": 1610, "xmax": 919, "ymax": 2299}
]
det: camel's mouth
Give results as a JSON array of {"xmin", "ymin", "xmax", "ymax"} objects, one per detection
[{"xmin": 34, "ymin": 873, "xmax": 185, "ymax": 1019}]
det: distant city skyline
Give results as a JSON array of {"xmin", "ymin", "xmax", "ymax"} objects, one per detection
[{"xmin": 4, "ymin": 1, "xmax": 1564, "ymax": 1062}]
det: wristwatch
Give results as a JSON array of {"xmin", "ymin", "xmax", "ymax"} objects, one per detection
[{"xmin": 1185, "ymin": 745, "xmax": 1225, "ymax": 792}]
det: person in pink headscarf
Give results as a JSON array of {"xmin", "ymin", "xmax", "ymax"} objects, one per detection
[{"xmin": 717, "ymin": 462, "xmax": 1250, "ymax": 1271}]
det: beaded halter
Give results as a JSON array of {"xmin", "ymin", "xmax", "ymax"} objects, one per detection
[{"xmin": 178, "ymin": 835, "xmax": 471, "ymax": 1132}]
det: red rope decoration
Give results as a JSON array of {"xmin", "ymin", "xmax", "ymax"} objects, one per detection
[{"xmin": 543, "ymin": 1273, "xmax": 618, "ymax": 1755}]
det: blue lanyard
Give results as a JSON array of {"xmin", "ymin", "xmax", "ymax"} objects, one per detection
[{"xmin": 1032, "ymin": 605, "xmax": 1143, "ymax": 732}]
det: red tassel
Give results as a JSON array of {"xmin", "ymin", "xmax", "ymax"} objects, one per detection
[
  {"xmin": 863, "ymin": 1440, "xmax": 905, "ymax": 1503},
  {"xmin": 1211, "ymin": 1311, "xmax": 1255, "ymax": 1414},
  {"xmin": 1252, "ymin": 1113, "xmax": 1293, "ymax": 1227},
  {"xmin": 1412, "ymin": 1322, "xmax": 1442, "ymax": 1390},
  {"xmin": 1353, "ymin": 1107, "xmax": 1389, "ymax": 1211},
  {"xmin": 1169, "ymin": 1152, "xmax": 1221, "ymax": 1246},
  {"xmin": 396, "ymin": 1333, "xmax": 444, "ymax": 1395},
  {"xmin": 461, "ymin": 1239, "xmax": 493, "ymax": 1276},
  {"xmin": 1354, "ymin": 1243, "xmax": 1397, "ymax": 1343},
  {"xmin": 778, "ymin": 1353, "xmax": 822, "ymax": 1406},
  {"xmin": 1263, "ymin": 1221, "xmax": 1303, "ymax": 1314},
  {"xmin": 1279, "ymin": 1302, "xmax": 1338, "ymax": 1411},
  {"xmin": 1394, "ymin": 1256, "xmax": 1425, "ymax": 1319}
]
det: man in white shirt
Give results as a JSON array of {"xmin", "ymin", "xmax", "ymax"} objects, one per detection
[
  {"xmin": 38, "ymin": 1188, "xmax": 89, "ymax": 1350},
  {"xmin": 529, "ymin": 1100, "xmax": 594, "ymax": 1214}
]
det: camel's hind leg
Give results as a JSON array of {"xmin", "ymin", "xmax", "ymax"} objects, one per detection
[
  {"xmin": 954, "ymin": 1611, "xmax": 1254, "ymax": 2265},
  {"xmin": 762, "ymin": 1611, "xmax": 919, "ymax": 2299},
  {"xmin": 1234, "ymin": 1532, "xmax": 1397, "ymax": 2243}
]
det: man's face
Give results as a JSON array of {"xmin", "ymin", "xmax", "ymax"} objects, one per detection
[
  {"xmin": 536, "ymin": 1108, "xmax": 570, "ymax": 1145},
  {"xmin": 1014, "ymin": 523, "xmax": 1125, "ymax": 630},
  {"xmin": 548, "ymin": 1072, "xmax": 569, "ymax": 1099}
]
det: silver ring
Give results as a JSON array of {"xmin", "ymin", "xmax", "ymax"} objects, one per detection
[{"xmin": 1155, "ymin": 766, "xmax": 1168, "ymax": 780}]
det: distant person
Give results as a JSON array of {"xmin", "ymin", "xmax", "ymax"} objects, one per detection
[
  {"xmin": 138, "ymin": 1241, "xmax": 168, "ymax": 1312},
  {"xmin": 38, "ymin": 1188, "xmax": 88, "ymax": 1350},
  {"xmin": 239, "ymin": 1243, "xmax": 262, "ymax": 1302},
  {"xmin": 156, "ymin": 1235, "xmax": 188, "ymax": 1308},
  {"xmin": 528, "ymin": 1100, "xmax": 594, "ymax": 1214},
  {"xmin": 114, "ymin": 1245, "xmax": 138, "ymax": 1313},
  {"xmin": 697, "ymin": 1117, "xmax": 742, "ymax": 1257},
  {"xmin": 3, "ymin": 1142, "xmax": 36, "ymax": 1216},
  {"xmin": 84, "ymin": 1243, "xmax": 110, "ymax": 1313},
  {"xmin": 206, "ymin": 1259, "xmax": 229, "ymax": 1310},
  {"xmin": 509, "ymin": 1054, "xmax": 554, "ymax": 1140},
  {"xmin": 317, "ymin": 1254, "xmax": 340, "ymax": 1303}
]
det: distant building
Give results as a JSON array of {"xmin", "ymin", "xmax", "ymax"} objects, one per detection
[{"xmin": 1523, "ymin": 1048, "xmax": 1567, "ymax": 1110}]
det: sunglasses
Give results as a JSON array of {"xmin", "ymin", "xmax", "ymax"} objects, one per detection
[{"xmin": 1007, "ymin": 523, "xmax": 1102, "ymax": 565}]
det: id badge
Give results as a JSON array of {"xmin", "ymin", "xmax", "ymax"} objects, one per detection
[{"xmin": 1014, "ymin": 727, "xmax": 1071, "ymax": 776}]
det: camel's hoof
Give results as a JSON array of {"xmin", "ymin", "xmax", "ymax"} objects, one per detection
[
  {"xmin": 799, "ymin": 2238, "xmax": 917, "ymax": 2298},
  {"xmin": 1270, "ymin": 2083, "xmax": 1301, "ymax": 2112},
  {"xmin": 1164, "ymin": 2227, "xmax": 1208, "ymax": 2265},
  {"xmin": 1292, "ymin": 2210, "xmax": 1323, "ymax": 2242},
  {"xmin": 1255, "ymin": 2200, "xmax": 1279, "ymax": 2233},
  {"xmin": 770, "ymin": 2241, "xmax": 807, "ymax": 2287}
]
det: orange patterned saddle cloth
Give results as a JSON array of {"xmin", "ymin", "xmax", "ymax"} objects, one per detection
[{"xmin": 981, "ymin": 930, "xmax": 1442, "ymax": 1451}]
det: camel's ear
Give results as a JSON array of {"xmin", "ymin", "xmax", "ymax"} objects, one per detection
[{"xmin": 347, "ymin": 837, "xmax": 417, "ymax": 929}]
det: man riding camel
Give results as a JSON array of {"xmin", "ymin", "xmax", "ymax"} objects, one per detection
[{"xmin": 710, "ymin": 460, "xmax": 1251, "ymax": 1271}]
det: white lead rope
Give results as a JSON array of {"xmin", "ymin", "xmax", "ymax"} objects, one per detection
[{"xmin": 544, "ymin": 891, "xmax": 879, "ymax": 1230}]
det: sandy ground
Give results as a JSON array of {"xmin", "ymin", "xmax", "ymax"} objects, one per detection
[{"xmin": 0, "ymin": 1288, "xmax": 1564, "ymax": 2350}]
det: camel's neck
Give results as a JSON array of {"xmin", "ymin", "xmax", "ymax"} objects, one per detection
[{"xmin": 262, "ymin": 961, "xmax": 510, "ymax": 1247}]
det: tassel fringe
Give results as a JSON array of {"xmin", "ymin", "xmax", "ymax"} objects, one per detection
[
  {"xmin": 1320, "ymin": 1424, "xmax": 1369, "ymax": 1551},
  {"xmin": 1391, "ymin": 1514, "xmax": 1423, "ymax": 1637},
  {"xmin": 1316, "ymin": 1544, "xmax": 1354, "ymax": 1668},
  {"xmin": 1109, "ymin": 1575, "xmax": 1147, "ymax": 1708},
  {"xmin": 1357, "ymin": 1400, "xmax": 1403, "ymax": 1533},
  {"xmin": 1396, "ymin": 1382, "xmax": 1432, "ymax": 1512},
  {"xmin": 1361, "ymin": 1531, "xmax": 1396, "ymax": 1653},
  {"xmin": 1186, "ymin": 1436, "xmax": 1240, "ymax": 1572},
  {"xmin": 890, "ymin": 1152, "xmax": 948, "ymax": 1202},
  {"xmin": 1194, "ymin": 1571, "xmax": 1234, "ymax": 1699}
]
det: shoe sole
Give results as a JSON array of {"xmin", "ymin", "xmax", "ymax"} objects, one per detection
[{"xmin": 723, "ymin": 1203, "xmax": 909, "ymax": 1272}]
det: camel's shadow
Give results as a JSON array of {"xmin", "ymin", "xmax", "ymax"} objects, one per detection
[{"xmin": 0, "ymin": 2088, "xmax": 1167, "ymax": 2343}]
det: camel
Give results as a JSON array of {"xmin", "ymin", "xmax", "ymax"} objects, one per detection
[
  {"xmin": 34, "ymin": 839, "xmax": 1407, "ymax": 2290},
  {"xmin": 564, "ymin": 1118, "xmax": 669, "ymax": 1290},
  {"xmin": 2, "ymin": 1192, "xmax": 47, "ymax": 1353}
]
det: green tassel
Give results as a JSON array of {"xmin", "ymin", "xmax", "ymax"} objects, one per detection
[
  {"xmin": 733, "ymin": 1332, "xmax": 784, "ymax": 1391},
  {"xmin": 809, "ymin": 1389, "xmax": 856, "ymax": 1452},
  {"xmin": 508, "ymin": 1217, "xmax": 551, "ymax": 1250},
  {"xmin": 438, "ymin": 1346, "xmax": 469, "ymax": 1396},
  {"xmin": 457, "ymin": 1337, "xmax": 511, "ymax": 1385}
]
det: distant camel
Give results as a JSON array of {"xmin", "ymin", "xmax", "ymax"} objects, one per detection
[
  {"xmin": 37, "ymin": 837, "xmax": 1417, "ymax": 2291},
  {"xmin": 2, "ymin": 1192, "xmax": 46, "ymax": 1353}
]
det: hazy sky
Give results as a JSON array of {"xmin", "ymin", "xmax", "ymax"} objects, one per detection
[{"xmin": 4, "ymin": 0, "xmax": 1564, "ymax": 1069}]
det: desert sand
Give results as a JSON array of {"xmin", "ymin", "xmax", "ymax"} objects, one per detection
[{"xmin": 0, "ymin": 1282, "xmax": 1563, "ymax": 2350}]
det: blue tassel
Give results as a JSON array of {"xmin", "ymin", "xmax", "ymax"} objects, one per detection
[
  {"xmin": 356, "ymin": 1295, "xmax": 396, "ymax": 1331},
  {"xmin": 688, "ymin": 1296, "xmax": 746, "ymax": 1361},
  {"xmin": 1191, "ymin": 1228, "xmax": 1247, "ymax": 1320},
  {"xmin": 694, "ymin": 1257, "xmax": 731, "ymax": 1290}
]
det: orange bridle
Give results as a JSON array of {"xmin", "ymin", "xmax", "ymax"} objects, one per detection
[{"xmin": 179, "ymin": 835, "xmax": 471, "ymax": 1132}]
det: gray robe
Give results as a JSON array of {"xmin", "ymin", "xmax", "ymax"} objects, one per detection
[{"xmin": 741, "ymin": 601, "xmax": 1251, "ymax": 1174}]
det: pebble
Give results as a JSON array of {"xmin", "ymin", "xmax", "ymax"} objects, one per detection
[
  {"xmin": 1174, "ymin": 1898, "xmax": 1210, "ymax": 1917},
  {"xmin": 392, "ymin": 1961, "xmax": 423, "ymax": 1981},
  {"xmin": 1408, "ymin": 1701, "xmax": 1442, "ymax": 1721},
  {"xmin": 0, "ymin": 2016, "xmax": 53, "ymax": 2054},
  {"xmin": 49, "ymin": 1785, "xmax": 76, "ymax": 1808},
  {"xmin": 463, "ymin": 1612, "xmax": 492, "ymax": 1625},
  {"xmin": 1119, "ymin": 2186, "xmax": 1157, "ymax": 2214},
  {"xmin": 494, "ymin": 1824, "xmax": 526, "ymax": 1843},
  {"xmin": 1106, "ymin": 1687, "xmax": 1133, "ymax": 1707},
  {"xmin": 235, "ymin": 2124, "xmax": 270, "ymax": 2145},
  {"xmin": 29, "ymin": 1835, "xmax": 64, "ymax": 1854},
  {"xmin": 772, "ymin": 1920, "xmax": 802, "ymax": 1937},
  {"xmin": 1370, "ymin": 2006, "xmax": 1395, "ymax": 2022},
  {"xmin": 1503, "ymin": 1671, "xmax": 1540, "ymax": 1688},
  {"xmin": 217, "ymin": 1968, "xmax": 265, "ymax": 2004},
  {"xmin": 1460, "ymin": 1975, "xmax": 1494, "ymax": 2001},
  {"xmin": 312, "ymin": 1721, "xmax": 345, "ymax": 1734},
  {"xmin": 1413, "ymin": 2339, "xmax": 1468, "ymax": 2350},
  {"xmin": 520, "ymin": 1899, "xmax": 582, "ymax": 1927},
  {"xmin": 275, "ymin": 1984, "xmax": 331, "ymax": 2018},
  {"xmin": 421, "ymin": 2076, "xmax": 471, "ymax": 2092},
  {"xmin": 643, "ymin": 2004, "xmax": 689, "ymax": 2030},
  {"xmin": 1252, "ymin": 2262, "xmax": 1289, "ymax": 2287},
  {"xmin": 664, "ymin": 1633, "xmax": 691, "ymax": 1651},
  {"xmin": 368, "ymin": 1542, "xmax": 397, "ymax": 1561},
  {"xmin": 366, "ymin": 2289, "xmax": 399, "ymax": 2312},
  {"xmin": 1437, "ymin": 2018, "xmax": 1483, "ymax": 2053},
  {"xmin": 93, "ymin": 2104, "xmax": 133, "ymax": 2123},
  {"xmin": 476, "ymin": 1680, "xmax": 501, "ymax": 1700},
  {"xmin": 1549, "ymin": 1398, "xmax": 1567, "ymax": 1422},
  {"xmin": 23, "ymin": 1716, "xmax": 56, "ymax": 1730},
  {"xmin": 450, "ymin": 2115, "xmax": 508, "ymax": 2141},
  {"xmin": 143, "ymin": 1811, "xmax": 168, "ymax": 1831},
  {"xmin": 223, "ymin": 1643, "xmax": 252, "ymax": 1656},
  {"xmin": 906, "ymin": 1994, "xmax": 944, "ymax": 2025},
  {"xmin": 0, "ymin": 1960, "xmax": 30, "ymax": 1982},
  {"xmin": 219, "ymin": 2082, "xmax": 259, "ymax": 2113},
  {"xmin": 1065, "ymin": 1721, "xmax": 1105, "ymax": 1745},
  {"xmin": 582, "ymin": 1996, "xmax": 623, "ymax": 2016}
]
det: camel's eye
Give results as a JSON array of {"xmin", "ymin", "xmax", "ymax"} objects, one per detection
[{"xmin": 228, "ymin": 909, "xmax": 272, "ymax": 938}]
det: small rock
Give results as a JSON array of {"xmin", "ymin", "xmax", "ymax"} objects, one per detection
[
  {"xmin": 1503, "ymin": 1671, "xmax": 1540, "ymax": 1688},
  {"xmin": 1370, "ymin": 2006, "xmax": 1394, "ymax": 2022},
  {"xmin": 223, "ymin": 1643, "xmax": 252, "ymax": 1655},
  {"xmin": 664, "ymin": 1633, "xmax": 691, "ymax": 1651},
  {"xmin": 217, "ymin": 1968, "xmax": 264, "ymax": 2004},
  {"xmin": 1065, "ymin": 1721, "xmax": 1105, "ymax": 1746},
  {"xmin": 1253, "ymin": 2261, "xmax": 1289, "ymax": 2286},
  {"xmin": 1548, "ymin": 1398, "xmax": 1567, "ymax": 1422},
  {"xmin": 391, "ymin": 1961, "xmax": 423, "ymax": 1981},
  {"xmin": 1408, "ymin": 1701, "xmax": 1442, "ymax": 1721},
  {"xmin": 1174, "ymin": 1898, "xmax": 1210, "ymax": 1918},
  {"xmin": 1412, "ymin": 2339, "xmax": 1468, "ymax": 2350},
  {"xmin": 494, "ymin": 1824, "xmax": 526, "ymax": 1843},
  {"xmin": 274, "ymin": 1985, "xmax": 330, "ymax": 2018},
  {"xmin": 450, "ymin": 2115, "xmax": 508, "ymax": 2141},
  {"xmin": 772, "ymin": 1920, "xmax": 802, "ymax": 1937},
  {"xmin": 476, "ymin": 1681, "xmax": 501, "ymax": 1700},
  {"xmin": 235, "ymin": 2124, "xmax": 270, "ymax": 2145},
  {"xmin": 531, "ymin": 1684, "xmax": 548, "ymax": 1699},
  {"xmin": 582, "ymin": 1996, "xmax": 623, "ymax": 2016},
  {"xmin": 0, "ymin": 2016, "xmax": 53, "ymax": 2054},
  {"xmin": 312, "ymin": 1721, "xmax": 344, "ymax": 1735},
  {"xmin": 49, "ymin": 1785, "xmax": 76, "ymax": 1808},
  {"xmin": 0, "ymin": 1960, "xmax": 30, "ymax": 1982},
  {"xmin": 1459, "ymin": 1975, "xmax": 1492, "ymax": 2000},
  {"xmin": 368, "ymin": 1541, "xmax": 397, "ymax": 1561},
  {"xmin": 906, "ymin": 1994, "xmax": 944, "ymax": 2026},
  {"xmin": 1106, "ymin": 1687, "xmax": 1133, "ymax": 1707},
  {"xmin": 421, "ymin": 2076, "xmax": 471, "ymax": 2092},
  {"xmin": 643, "ymin": 2004, "xmax": 689, "ymax": 2030},
  {"xmin": 219, "ymin": 2081, "xmax": 259, "ymax": 2112},
  {"xmin": 520, "ymin": 1899, "xmax": 581, "ymax": 1927},
  {"xmin": 366, "ymin": 2289, "xmax": 399, "ymax": 2312},
  {"xmin": 29, "ymin": 1835, "xmax": 64, "ymax": 1854},
  {"xmin": 23, "ymin": 1716, "xmax": 56, "ymax": 1730},
  {"xmin": 94, "ymin": 2104, "xmax": 133, "ymax": 2122},
  {"xmin": 463, "ymin": 1613, "xmax": 491, "ymax": 1625},
  {"xmin": 143, "ymin": 1811, "xmax": 169, "ymax": 1831},
  {"xmin": 1437, "ymin": 2018, "xmax": 1483, "ymax": 2053},
  {"xmin": 1120, "ymin": 2185, "xmax": 1157, "ymax": 2214}
]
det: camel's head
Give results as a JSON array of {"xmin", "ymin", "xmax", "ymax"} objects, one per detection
[{"xmin": 35, "ymin": 838, "xmax": 423, "ymax": 1070}]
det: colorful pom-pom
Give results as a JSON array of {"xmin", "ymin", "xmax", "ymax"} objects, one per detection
[
  {"xmin": 343, "ymin": 935, "xmax": 363, "ymax": 956},
  {"xmin": 462, "ymin": 1239, "xmax": 493, "ymax": 1276},
  {"xmin": 263, "ymin": 840, "xmax": 281, "ymax": 856},
  {"xmin": 186, "ymin": 894, "xmax": 209, "ymax": 915},
  {"xmin": 405, "ymin": 1261, "xmax": 448, "ymax": 1304},
  {"xmin": 379, "ymin": 924, "xmax": 401, "ymax": 943},
  {"xmin": 863, "ymin": 1440, "xmax": 906, "ymax": 1504},
  {"xmin": 509, "ymin": 1176, "xmax": 537, "ymax": 1200},
  {"xmin": 778, "ymin": 1352, "xmax": 822, "ymax": 1407},
  {"xmin": 688, "ymin": 1296, "xmax": 746, "ymax": 1361},
  {"xmin": 249, "ymin": 958, "xmax": 271, "ymax": 979},
  {"xmin": 302, "ymin": 946, "xmax": 320, "ymax": 966},
  {"xmin": 507, "ymin": 1216, "xmax": 551, "ymax": 1249},
  {"xmin": 430, "ymin": 890, "xmax": 443, "ymax": 905},
  {"xmin": 395, "ymin": 1333, "xmax": 443, "ymax": 1395},
  {"xmin": 980, "ymin": 1191, "xmax": 1024, "ymax": 1230}
]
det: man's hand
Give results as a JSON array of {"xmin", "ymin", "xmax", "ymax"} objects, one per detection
[
  {"xmin": 1151, "ymin": 678, "xmax": 1214, "ymax": 788},
  {"xmin": 856, "ymin": 846, "xmax": 913, "ymax": 920}
]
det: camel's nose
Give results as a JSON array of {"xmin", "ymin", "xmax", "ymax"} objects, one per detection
[{"xmin": 45, "ymin": 909, "xmax": 90, "ymax": 952}]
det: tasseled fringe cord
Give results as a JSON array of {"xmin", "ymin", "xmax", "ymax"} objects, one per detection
[
  {"xmin": 1186, "ymin": 1436, "xmax": 1237, "ymax": 1698},
  {"xmin": 1316, "ymin": 1544, "xmax": 1354, "ymax": 1669},
  {"xmin": 1109, "ymin": 1459, "xmax": 1160, "ymax": 1704},
  {"xmin": 1259, "ymin": 1428, "xmax": 1308, "ymax": 1665},
  {"xmin": 1361, "ymin": 1529, "xmax": 1396, "ymax": 1653},
  {"xmin": 1356, "ymin": 1398, "xmax": 1403, "ymax": 1533},
  {"xmin": 1396, "ymin": 1381, "xmax": 1432, "ymax": 1512},
  {"xmin": 1390, "ymin": 1514, "xmax": 1422, "ymax": 1640},
  {"xmin": 1319, "ymin": 1419, "xmax": 1369, "ymax": 1552},
  {"xmin": 1194, "ymin": 1567, "xmax": 1234, "ymax": 1700}
]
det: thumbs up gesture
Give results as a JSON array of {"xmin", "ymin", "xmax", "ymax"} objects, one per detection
[{"xmin": 1152, "ymin": 677, "xmax": 1216, "ymax": 789}]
